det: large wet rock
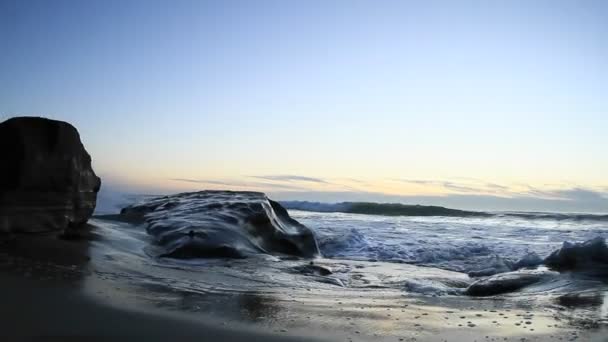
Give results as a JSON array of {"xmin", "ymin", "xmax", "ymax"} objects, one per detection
[
  {"xmin": 0, "ymin": 117, "xmax": 101, "ymax": 234},
  {"xmin": 120, "ymin": 191, "xmax": 320, "ymax": 259}
]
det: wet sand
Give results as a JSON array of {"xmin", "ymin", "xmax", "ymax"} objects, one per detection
[
  {"xmin": 1, "ymin": 227, "xmax": 606, "ymax": 341},
  {"xmin": 0, "ymin": 231, "xmax": 315, "ymax": 341}
]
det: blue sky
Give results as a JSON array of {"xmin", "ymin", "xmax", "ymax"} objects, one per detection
[{"xmin": 1, "ymin": 0, "xmax": 607, "ymax": 212}]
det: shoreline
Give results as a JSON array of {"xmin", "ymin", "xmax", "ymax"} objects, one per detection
[
  {"xmin": 0, "ymin": 273, "xmax": 317, "ymax": 341},
  {"xmin": 1, "ymin": 223, "xmax": 606, "ymax": 341}
]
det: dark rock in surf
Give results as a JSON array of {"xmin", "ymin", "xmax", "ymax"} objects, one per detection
[
  {"xmin": 0, "ymin": 117, "xmax": 101, "ymax": 234},
  {"xmin": 465, "ymin": 269, "xmax": 558, "ymax": 296},
  {"xmin": 120, "ymin": 191, "xmax": 320, "ymax": 259},
  {"xmin": 294, "ymin": 262, "xmax": 333, "ymax": 276},
  {"xmin": 544, "ymin": 237, "xmax": 608, "ymax": 271}
]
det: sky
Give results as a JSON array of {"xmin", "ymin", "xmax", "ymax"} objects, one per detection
[{"xmin": 1, "ymin": 0, "xmax": 607, "ymax": 212}]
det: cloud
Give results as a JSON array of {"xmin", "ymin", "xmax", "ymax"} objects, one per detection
[
  {"xmin": 485, "ymin": 183, "xmax": 510, "ymax": 191},
  {"xmin": 441, "ymin": 182, "xmax": 486, "ymax": 193},
  {"xmin": 547, "ymin": 187, "xmax": 608, "ymax": 201},
  {"xmin": 170, "ymin": 178, "xmax": 237, "ymax": 186},
  {"xmin": 393, "ymin": 179, "xmax": 511, "ymax": 195},
  {"xmin": 170, "ymin": 175, "xmax": 363, "ymax": 193},
  {"xmin": 392, "ymin": 179, "xmax": 436, "ymax": 185},
  {"xmin": 521, "ymin": 185, "xmax": 562, "ymax": 199},
  {"xmin": 250, "ymin": 174, "xmax": 364, "ymax": 191},
  {"xmin": 250, "ymin": 175, "xmax": 328, "ymax": 183},
  {"xmin": 168, "ymin": 178, "xmax": 308, "ymax": 191}
]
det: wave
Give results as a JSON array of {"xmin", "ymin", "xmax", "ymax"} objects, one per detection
[
  {"xmin": 466, "ymin": 237, "xmax": 608, "ymax": 296},
  {"xmin": 495, "ymin": 211, "xmax": 608, "ymax": 222},
  {"xmin": 282, "ymin": 201, "xmax": 608, "ymax": 221},
  {"xmin": 281, "ymin": 201, "xmax": 488, "ymax": 217}
]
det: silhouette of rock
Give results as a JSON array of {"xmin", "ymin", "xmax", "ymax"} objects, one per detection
[{"xmin": 0, "ymin": 117, "xmax": 101, "ymax": 234}]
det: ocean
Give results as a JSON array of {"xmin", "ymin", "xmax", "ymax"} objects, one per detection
[{"xmin": 90, "ymin": 191, "xmax": 608, "ymax": 333}]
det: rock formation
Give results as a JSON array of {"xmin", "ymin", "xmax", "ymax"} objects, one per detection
[
  {"xmin": 120, "ymin": 191, "xmax": 320, "ymax": 259},
  {"xmin": 0, "ymin": 117, "xmax": 101, "ymax": 234},
  {"xmin": 544, "ymin": 237, "xmax": 608, "ymax": 270}
]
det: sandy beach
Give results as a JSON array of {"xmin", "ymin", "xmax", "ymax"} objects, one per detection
[{"xmin": 1, "ymin": 223, "xmax": 606, "ymax": 341}]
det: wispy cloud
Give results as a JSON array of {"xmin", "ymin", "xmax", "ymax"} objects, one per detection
[
  {"xmin": 168, "ymin": 178, "xmax": 308, "ymax": 191},
  {"xmin": 170, "ymin": 174, "xmax": 365, "ymax": 193},
  {"xmin": 250, "ymin": 175, "xmax": 328, "ymax": 183},
  {"xmin": 250, "ymin": 174, "xmax": 364, "ymax": 191},
  {"xmin": 389, "ymin": 179, "xmax": 608, "ymax": 202},
  {"xmin": 485, "ymin": 183, "xmax": 510, "ymax": 191},
  {"xmin": 393, "ymin": 179, "xmax": 507, "ymax": 195},
  {"xmin": 522, "ymin": 185, "xmax": 561, "ymax": 199},
  {"xmin": 441, "ymin": 182, "xmax": 485, "ymax": 193},
  {"xmin": 546, "ymin": 187, "xmax": 608, "ymax": 201},
  {"xmin": 170, "ymin": 178, "xmax": 237, "ymax": 186},
  {"xmin": 395, "ymin": 179, "xmax": 436, "ymax": 185}
]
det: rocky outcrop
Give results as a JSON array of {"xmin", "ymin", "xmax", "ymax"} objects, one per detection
[
  {"xmin": 0, "ymin": 117, "xmax": 101, "ymax": 234},
  {"xmin": 544, "ymin": 237, "xmax": 608, "ymax": 271},
  {"xmin": 120, "ymin": 191, "xmax": 320, "ymax": 259}
]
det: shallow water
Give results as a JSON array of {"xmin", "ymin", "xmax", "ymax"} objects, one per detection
[
  {"xmin": 86, "ymin": 211, "xmax": 608, "ymax": 327},
  {"xmin": 85, "ymin": 191, "xmax": 608, "ymax": 338}
]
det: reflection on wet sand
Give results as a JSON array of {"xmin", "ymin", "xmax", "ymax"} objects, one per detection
[{"xmin": 0, "ymin": 226, "xmax": 93, "ymax": 283}]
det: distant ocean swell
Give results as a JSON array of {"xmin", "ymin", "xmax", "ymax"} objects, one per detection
[{"xmin": 281, "ymin": 201, "xmax": 608, "ymax": 221}]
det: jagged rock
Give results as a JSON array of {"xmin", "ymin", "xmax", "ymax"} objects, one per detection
[{"xmin": 0, "ymin": 117, "xmax": 101, "ymax": 234}]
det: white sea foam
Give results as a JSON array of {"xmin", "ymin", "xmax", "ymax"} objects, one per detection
[
  {"xmin": 93, "ymin": 193, "xmax": 608, "ymax": 303},
  {"xmin": 291, "ymin": 210, "xmax": 608, "ymax": 274}
]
